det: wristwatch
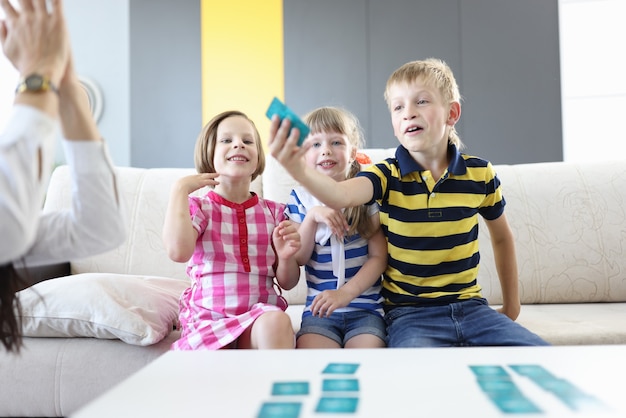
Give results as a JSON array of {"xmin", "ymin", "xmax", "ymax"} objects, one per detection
[{"xmin": 15, "ymin": 74, "xmax": 59, "ymax": 95}]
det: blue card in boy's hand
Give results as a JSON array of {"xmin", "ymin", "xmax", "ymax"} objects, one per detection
[{"xmin": 266, "ymin": 97, "xmax": 310, "ymax": 146}]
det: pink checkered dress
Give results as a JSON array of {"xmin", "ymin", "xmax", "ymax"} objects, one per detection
[{"xmin": 171, "ymin": 190, "xmax": 288, "ymax": 350}]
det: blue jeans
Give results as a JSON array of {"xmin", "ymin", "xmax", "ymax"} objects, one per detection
[
  {"xmin": 385, "ymin": 298, "xmax": 549, "ymax": 348},
  {"xmin": 298, "ymin": 310, "xmax": 386, "ymax": 346}
]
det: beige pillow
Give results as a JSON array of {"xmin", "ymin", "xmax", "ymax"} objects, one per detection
[{"xmin": 17, "ymin": 273, "xmax": 189, "ymax": 346}]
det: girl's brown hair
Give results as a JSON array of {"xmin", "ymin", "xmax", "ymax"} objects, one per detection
[
  {"xmin": 194, "ymin": 110, "xmax": 265, "ymax": 181},
  {"xmin": 303, "ymin": 107, "xmax": 376, "ymax": 239}
]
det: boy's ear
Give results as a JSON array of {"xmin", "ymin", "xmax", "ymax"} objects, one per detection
[{"xmin": 447, "ymin": 101, "xmax": 461, "ymax": 126}]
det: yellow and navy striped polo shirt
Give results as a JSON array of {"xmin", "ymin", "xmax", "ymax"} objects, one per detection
[{"xmin": 358, "ymin": 144, "xmax": 505, "ymax": 309}]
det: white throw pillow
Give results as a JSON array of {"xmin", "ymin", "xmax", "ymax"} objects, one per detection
[{"xmin": 17, "ymin": 273, "xmax": 189, "ymax": 346}]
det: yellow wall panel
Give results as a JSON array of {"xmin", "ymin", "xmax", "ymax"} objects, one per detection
[{"xmin": 201, "ymin": 0, "xmax": 283, "ymax": 145}]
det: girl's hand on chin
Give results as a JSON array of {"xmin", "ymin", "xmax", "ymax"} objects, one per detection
[{"xmin": 176, "ymin": 173, "xmax": 219, "ymax": 194}]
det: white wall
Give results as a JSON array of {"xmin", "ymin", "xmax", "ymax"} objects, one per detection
[
  {"xmin": 64, "ymin": 0, "xmax": 131, "ymax": 166},
  {"xmin": 0, "ymin": 0, "xmax": 131, "ymax": 166},
  {"xmin": 559, "ymin": 0, "xmax": 626, "ymax": 162}
]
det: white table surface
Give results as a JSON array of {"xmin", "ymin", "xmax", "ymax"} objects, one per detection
[{"xmin": 73, "ymin": 345, "xmax": 626, "ymax": 418}]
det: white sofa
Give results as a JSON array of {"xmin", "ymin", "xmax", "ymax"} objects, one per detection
[{"xmin": 1, "ymin": 148, "xmax": 625, "ymax": 417}]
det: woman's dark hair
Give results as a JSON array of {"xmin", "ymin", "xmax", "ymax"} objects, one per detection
[{"xmin": 0, "ymin": 263, "xmax": 23, "ymax": 352}]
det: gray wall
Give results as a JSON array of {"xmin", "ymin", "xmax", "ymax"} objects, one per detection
[
  {"xmin": 129, "ymin": 0, "xmax": 202, "ymax": 168},
  {"xmin": 284, "ymin": 0, "xmax": 562, "ymax": 165},
  {"xmin": 65, "ymin": 0, "xmax": 562, "ymax": 168},
  {"xmin": 65, "ymin": 0, "xmax": 202, "ymax": 168}
]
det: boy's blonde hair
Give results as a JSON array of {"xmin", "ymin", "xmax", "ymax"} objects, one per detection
[
  {"xmin": 303, "ymin": 106, "xmax": 375, "ymax": 239},
  {"xmin": 384, "ymin": 58, "xmax": 464, "ymax": 149},
  {"xmin": 194, "ymin": 110, "xmax": 265, "ymax": 181}
]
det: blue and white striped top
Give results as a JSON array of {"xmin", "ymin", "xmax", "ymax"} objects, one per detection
[{"xmin": 285, "ymin": 188, "xmax": 384, "ymax": 317}]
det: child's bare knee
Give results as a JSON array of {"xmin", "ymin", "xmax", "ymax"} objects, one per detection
[{"xmin": 253, "ymin": 311, "xmax": 295, "ymax": 349}]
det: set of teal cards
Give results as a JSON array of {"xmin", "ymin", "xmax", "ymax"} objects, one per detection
[
  {"xmin": 258, "ymin": 362, "xmax": 607, "ymax": 417},
  {"xmin": 470, "ymin": 364, "xmax": 606, "ymax": 414},
  {"xmin": 258, "ymin": 362, "xmax": 360, "ymax": 417},
  {"xmin": 266, "ymin": 97, "xmax": 310, "ymax": 146}
]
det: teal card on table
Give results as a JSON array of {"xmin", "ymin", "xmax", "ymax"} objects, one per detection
[
  {"xmin": 469, "ymin": 365, "xmax": 510, "ymax": 379},
  {"xmin": 316, "ymin": 397, "xmax": 359, "ymax": 414},
  {"xmin": 477, "ymin": 378, "xmax": 520, "ymax": 395},
  {"xmin": 509, "ymin": 364, "xmax": 554, "ymax": 380},
  {"xmin": 257, "ymin": 402, "xmax": 302, "ymax": 418},
  {"xmin": 322, "ymin": 363, "xmax": 360, "ymax": 375},
  {"xmin": 271, "ymin": 381, "xmax": 310, "ymax": 396},
  {"xmin": 322, "ymin": 379, "xmax": 359, "ymax": 392},
  {"xmin": 492, "ymin": 396, "xmax": 543, "ymax": 414}
]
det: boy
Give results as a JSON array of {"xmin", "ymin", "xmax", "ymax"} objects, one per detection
[{"xmin": 268, "ymin": 58, "xmax": 548, "ymax": 347}]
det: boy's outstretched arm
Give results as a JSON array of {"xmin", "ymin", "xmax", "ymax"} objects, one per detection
[
  {"xmin": 486, "ymin": 213, "xmax": 521, "ymax": 321},
  {"xmin": 268, "ymin": 116, "xmax": 373, "ymax": 210}
]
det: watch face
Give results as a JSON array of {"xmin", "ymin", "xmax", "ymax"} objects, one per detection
[
  {"xmin": 16, "ymin": 73, "xmax": 57, "ymax": 94},
  {"xmin": 25, "ymin": 75, "xmax": 45, "ymax": 90}
]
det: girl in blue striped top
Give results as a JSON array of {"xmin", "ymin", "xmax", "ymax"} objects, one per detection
[{"xmin": 285, "ymin": 107, "xmax": 387, "ymax": 349}]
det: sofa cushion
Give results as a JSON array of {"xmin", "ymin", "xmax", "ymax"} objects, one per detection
[
  {"xmin": 513, "ymin": 302, "xmax": 626, "ymax": 345},
  {"xmin": 478, "ymin": 161, "xmax": 626, "ymax": 304},
  {"xmin": 0, "ymin": 333, "xmax": 180, "ymax": 417},
  {"xmin": 42, "ymin": 166, "xmax": 262, "ymax": 280},
  {"xmin": 17, "ymin": 273, "xmax": 189, "ymax": 345}
]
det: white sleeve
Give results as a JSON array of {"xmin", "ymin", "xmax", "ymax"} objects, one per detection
[
  {"xmin": 0, "ymin": 105, "xmax": 58, "ymax": 264},
  {"xmin": 21, "ymin": 139, "xmax": 127, "ymax": 266}
]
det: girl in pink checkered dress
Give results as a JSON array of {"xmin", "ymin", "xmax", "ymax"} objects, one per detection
[{"xmin": 163, "ymin": 110, "xmax": 301, "ymax": 350}]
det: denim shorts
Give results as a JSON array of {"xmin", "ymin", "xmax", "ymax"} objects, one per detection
[
  {"xmin": 385, "ymin": 298, "xmax": 549, "ymax": 348},
  {"xmin": 297, "ymin": 310, "xmax": 386, "ymax": 347}
]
